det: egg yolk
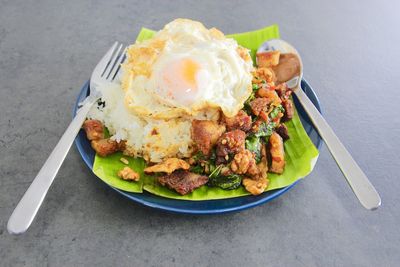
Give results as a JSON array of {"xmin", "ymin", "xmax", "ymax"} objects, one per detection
[
  {"xmin": 182, "ymin": 58, "xmax": 198, "ymax": 86},
  {"xmin": 160, "ymin": 58, "xmax": 204, "ymax": 105}
]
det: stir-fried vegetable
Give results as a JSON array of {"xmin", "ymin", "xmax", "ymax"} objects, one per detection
[
  {"xmin": 209, "ymin": 164, "xmax": 223, "ymax": 179},
  {"xmin": 189, "ymin": 151, "xmax": 207, "ymax": 174},
  {"xmin": 254, "ymin": 121, "xmax": 276, "ymax": 139},
  {"xmin": 192, "ymin": 151, "xmax": 205, "ymax": 161},
  {"xmin": 190, "ymin": 165, "xmax": 204, "ymax": 174},
  {"xmin": 269, "ymin": 105, "xmax": 285, "ymax": 119},
  {"xmin": 245, "ymin": 135, "xmax": 261, "ymax": 163},
  {"xmin": 244, "ymin": 92, "xmax": 256, "ymax": 115},
  {"xmin": 209, "ymin": 173, "xmax": 242, "ymax": 190},
  {"xmin": 208, "ymin": 165, "xmax": 242, "ymax": 190}
]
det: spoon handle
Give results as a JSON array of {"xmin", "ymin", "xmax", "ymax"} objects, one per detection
[{"xmin": 294, "ymin": 88, "xmax": 381, "ymax": 210}]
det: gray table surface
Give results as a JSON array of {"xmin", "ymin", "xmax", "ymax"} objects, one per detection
[{"xmin": 1, "ymin": 0, "xmax": 399, "ymax": 266}]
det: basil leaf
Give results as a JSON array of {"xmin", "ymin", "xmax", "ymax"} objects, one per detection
[
  {"xmin": 255, "ymin": 121, "xmax": 276, "ymax": 138},
  {"xmin": 245, "ymin": 135, "xmax": 261, "ymax": 163},
  {"xmin": 192, "ymin": 151, "xmax": 205, "ymax": 161},
  {"xmin": 190, "ymin": 165, "xmax": 204, "ymax": 174},
  {"xmin": 270, "ymin": 105, "xmax": 285, "ymax": 119},
  {"xmin": 209, "ymin": 174, "xmax": 242, "ymax": 190}
]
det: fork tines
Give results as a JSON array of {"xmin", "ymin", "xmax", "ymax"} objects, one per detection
[{"xmin": 101, "ymin": 42, "xmax": 127, "ymax": 81}]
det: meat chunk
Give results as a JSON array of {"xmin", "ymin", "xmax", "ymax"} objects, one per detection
[
  {"xmin": 231, "ymin": 149, "xmax": 259, "ymax": 176},
  {"xmin": 282, "ymin": 99, "xmax": 294, "ymax": 121},
  {"xmin": 223, "ymin": 110, "xmax": 252, "ymax": 132},
  {"xmin": 260, "ymin": 142, "xmax": 267, "ymax": 160},
  {"xmin": 118, "ymin": 140, "xmax": 127, "ymax": 151},
  {"xmin": 250, "ymin": 98, "xmax": 270, "ymax": 116},
  {"xmin": 91, "ymin": 139, "xmax": 120, "ymax": 157},
  {"xmin": 144, "ymin": 158, "xmax": 190, "ymax": 174},
  {"xmin": 253, "ymin": 67, "xmax": 276, "ymax": 83},
  {"xmin": 275, "ymin": 83, "xmax": 288, "ymax": 98},
  {"xmin": 276, "ymin": 124, "xmax": 290, "ymax": 141},
  {"xmin": 276, "ymin": 83, "xmax": 293, "ymax": 102},
  {"xmin": 256, "ymin": 50, "xmax": 280, "ymax": 68},
  {"xmin": 269, "ymin": 132, "xmax": 285, "ymax": 174},
  {"xmin": 83, "ymin": 119, "xmax": 104, "ymax": 141},
  {"xmin": 83, "ymin": 119, "xmax": 123, "ymax": 157},
  {"xmin": 256, "ymin": 88, "xmax": 282, "ymax": 106},
  {"xmin": 117, "ymin": 167, "xmax": 140, "ymax": 181},
  {"xmin": 257, "ymin": 157, "xmax": 268, "ymax": 179},
  {"xmin": 191, "ymin": 120, "xmax": 226, "ymax": 156},
  {"xmin": 158, "ymin": 170, "xmax": 209, "ymax": 195},
  {"xmin": 242, "ymin": 177, "xmax": 269, "ymax": 195},
  {"xmin": 216, "ymin": 130, "xmax": 246, "ymax": 163},
  {"xmin": 241, "ymin": 150, "xmax": 269, "ymax": 195}
]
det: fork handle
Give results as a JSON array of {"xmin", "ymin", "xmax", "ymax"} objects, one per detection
[
  {"xmin": 294, "ymin": 88, "xmax": 381, "ymax": 210},
  {"xmin": 7, "ymin": 99, "xmax": 96, "ymax": 234}
]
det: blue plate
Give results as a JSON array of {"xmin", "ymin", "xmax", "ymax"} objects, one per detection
[{"xmin": 73, "ymin": 79, "xmax": 322, "ymax": 214}]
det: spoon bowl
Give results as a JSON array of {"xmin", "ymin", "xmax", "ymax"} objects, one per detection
[{"xmin": 257, "ymin": 39, "xmax": 303, "ymax": 89}]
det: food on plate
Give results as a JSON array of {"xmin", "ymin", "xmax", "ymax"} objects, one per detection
[
  {"xmin": 120, "ymin": 157, "xmax": 129, "ymax": 165},
  {"xmin": 269, "ymin": 132, "xmax": 285, "ymax": 174},
  {"xmin": 222, "ymin": 110, "xmax": 252, "ymax": 132},
  {"xmin": 158, "ymin": 170, "xmax": 209, "ymax": 195},
  {"xmin": 117, "ymin": 167, "xmax": 140, "ymax": 181},
  {"xmin": 231, "ymin": 149, "xmax": 259, "ymax": 176},
  {"xmin": 85, "ymin": 19, "xmax": 300, "ymax": 196},
  {"xmin": 242, "ymin": 176, "xmax": 269, "ymax": 195},
  {"xmin": 256, "ymin": 50, "xmax": 280, "ymax": 68},
  {"xmin": 272, "ymin": 53, "xmax": 301, "ymax": 84},
  {"xmin": 215, "ymin": 129, "xmax": 246, "ymax": 164},
  {"xmin": 83, "ymin": 119, "xmax": 125, "ymax": 156},
  {"xmin": 90, "ymin": 138, "xmax": 125, "ymax": 157},
  {"xmin": 82, "ymin": 119, "xmax": 104, "ymax": 140},
  {"xmin": 121, "ymin": 19, "xmax": 253, "ymax": 120},
  {"xmin": 144, "ymin": 158, "xmax": 190, "ymax": 174},
  {"xmin": 276, "ymin": 124, "xmax": 290, "ymax": 141},
  {"xmin": 191, "ymin": 119, "xmax": 226, "ymax": 156}
]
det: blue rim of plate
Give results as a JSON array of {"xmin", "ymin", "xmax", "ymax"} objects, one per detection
[{"xmin": 73, "ymin": 79, "xmax": 323, "ymax": 214}]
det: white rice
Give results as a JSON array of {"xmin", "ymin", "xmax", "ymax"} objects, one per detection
[{"xmin": 87, "ymin": 82, "xmax": 193, "ymax": 162}]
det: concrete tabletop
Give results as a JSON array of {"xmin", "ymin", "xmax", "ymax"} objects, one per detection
[{"xmin": 1, "ymin": 0, "xmax": 399, "ymax": 266}]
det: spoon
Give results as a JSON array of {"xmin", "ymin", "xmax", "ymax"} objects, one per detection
[{"xmin": 258, "ymin": 39, "xmax": 381, "ymax": 210}]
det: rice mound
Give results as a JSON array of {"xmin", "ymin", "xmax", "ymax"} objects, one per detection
[{"xmin": 88, "ymin": 82, "xmax": 194, "ymax": 162}]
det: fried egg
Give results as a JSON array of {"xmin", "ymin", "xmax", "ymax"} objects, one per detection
[
  {"xmin": 89, "ymin": 19, "xmax": 254, "ymax": 162},
  {"xmin": 122, "ymin": 18, "xmax": 253, "ymax": 119}
]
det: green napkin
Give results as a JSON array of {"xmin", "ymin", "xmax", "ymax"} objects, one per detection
[{"xmin": 92, "ymin": 24, "xmax": 319, "ymax": 199}]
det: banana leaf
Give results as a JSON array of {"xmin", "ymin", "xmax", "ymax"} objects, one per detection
[{"xmin": 92, "ymin": 24, "xmax": 319, "ymax": 199}]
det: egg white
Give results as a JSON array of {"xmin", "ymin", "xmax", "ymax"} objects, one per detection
[{"xmin": 122, "ymin": 18, "xmax": 253, "ymax": 119}]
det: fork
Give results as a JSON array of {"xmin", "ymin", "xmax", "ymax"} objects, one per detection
[{"xmin": 7, "ymin": 42, "xmax": 126, "ymax": 235}]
